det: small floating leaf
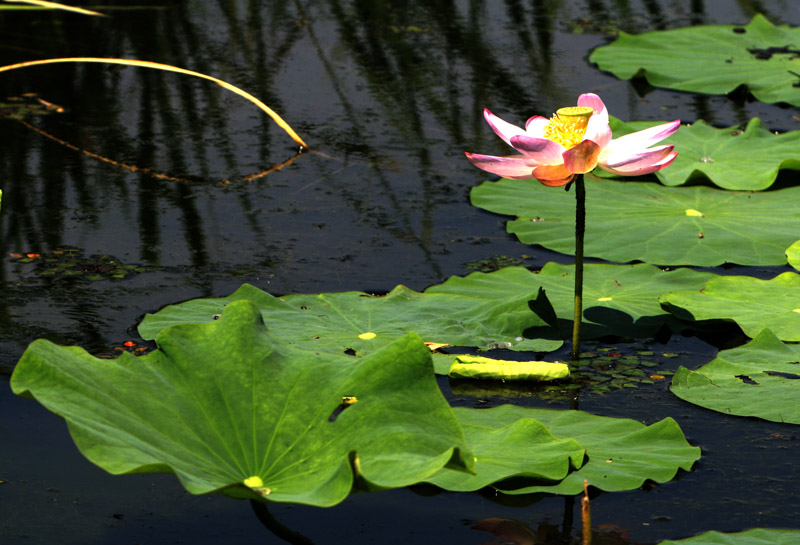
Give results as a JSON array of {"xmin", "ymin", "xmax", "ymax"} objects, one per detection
[
  {"xmin": 430, "ymin": 405, "xmax": 700, "ymax": 495},
  {"xmin": 661, "ymin": 272, "xmax": 800, "ymax": 341},
  {"xmin": 590, "ymin": 14, "xmax": 800, "ymax": 107},
  {"xmin": 428, "ymin": 263, "xmax": 713, "ymax": 339},
  {"xmin": 607, "ymin": 118, "xmax": 800, "ymax": 191},
  {"xmin": 671, "ymin": 329, "xmax": 800, "ymax": 424},
  {"xmin": 658, "ymin": 528, "xmax": 800, "ymax": 544}
]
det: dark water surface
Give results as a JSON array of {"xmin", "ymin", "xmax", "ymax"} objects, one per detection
[{"xmin": 1, "ymin": 1, "xmax": 799, "ymax": 543}]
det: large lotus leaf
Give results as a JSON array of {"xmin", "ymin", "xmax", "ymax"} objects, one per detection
[
  {"xmin": 661, "ymin": 272, "xmax": 800, "ymax": 341},
  {"xmin": 424, "ymin": 407, "xmax": 585, "ymax": 492},
  {"xmin": 138, "ymin": 283, "xmax": 562, "ymax": 359},
  {"xmin": 428, "ymin": 405, "xmax": 700, "ymax": 495},
  {"xmin": 659, "ymin": 528, "xmax": 800, "ymax": 545},
  {"xmin": 427, "ymin": 263, "xmax": 714, "ymax": 339},
  {"xmin": 607, "ymin": 117, "xmax": 800, "ymax": 191},
  {"xmin": 471, "ymin": 176, "xmax": 800, "ymax": 266},
  {"xmin": 10, "ymin": 300, "xmax": 475, "ymax": 507},
  {"xmin": 589, "ymin": 14, "xmax": 800, "ymax": 107},
  {"xmin": 671, "ymin": 329, "xmax": 800, "ymax": 424}
]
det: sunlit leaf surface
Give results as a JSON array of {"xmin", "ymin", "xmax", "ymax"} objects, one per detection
[
  {"xmin": 471, "ymin": 177, "xmax": 800, "ymax": 266},
  {"xmin": 661, "ymin": 272, "xmax": 800, "ymax": 341},
  {"xmin": 428, "ymin": 405, "xmax": 700, "ymax": 495},
  {"xmin": 590, "ymin": 14, "xmax": 800, "ymax": 107},
  {"xmin": 138, "ymin": 282, "xmax": 563, "ymax": 361},
  {"xmin": 608, "ymin": 118, "xmax": 800, "ymax": 190},
  {"xmin": 671, "ymin": 329, "xmax": 800, "ymax": 424},
  {"xmin": 11, "ymin": 300, "xmax": 474, "ymax": 506},
  {"xmin": 787, "ymin": 241, "xmax": 800, "ymax": 272}
]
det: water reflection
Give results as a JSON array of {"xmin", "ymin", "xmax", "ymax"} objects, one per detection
[{"xmin": 0, "ymin": 2, "xmax": 799, "ymax": 541}]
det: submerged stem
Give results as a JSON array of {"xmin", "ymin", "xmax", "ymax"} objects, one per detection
[{"xmin": 571, "ymin": 174, "xmax": 585, "ymax": 361}]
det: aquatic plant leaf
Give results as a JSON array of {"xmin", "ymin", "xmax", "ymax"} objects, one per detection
[
  {"xmin": 590, "ymin": 14, "xmax": 800, "ymax": 107},
  {"xmin": 671, "ymin": 329, "xmax": 800, "ymax": 424},
  {"xmin": 787, "ymin": 241, "xmax": 800, "ymax": 272},
  {"xmin": 661, "ymin": 272, "xmax": 800, "ymax": 341},
  {"xmin": 607, "ymin": 118, "xmax": 800, "ymax": 191},
  {"xmin": 429, "ymin": 405, "xmax": 699, "ymax": 495},
  {"xmin": 10, "ymin": 300, "xmax": 474, "ymax": 507},
  {"xmin": 138, "ymin": 283, "xmax": 563, "ymax": 368},
  {"xmin": 658, "ymin": 528, "xmax": 800, "ymax": 545},
  {"xmin": 471, "ymin": 176, "xmax": 800, "ymax": 266},
  {"xmin": 427, "ymin": 263, "xmax": 713, "ymax": 339},
  {"xmin": 448, "ymin": 355, "xmax": 569, "ymax": 381},
  {"xmin": 424, "ymin": 406, "xmax": 585, "ymax": 492}
]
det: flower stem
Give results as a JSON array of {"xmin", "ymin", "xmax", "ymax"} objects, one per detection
[{"xmin": 571, "ymin": 174, "xmax": 585, "ymax": 361}]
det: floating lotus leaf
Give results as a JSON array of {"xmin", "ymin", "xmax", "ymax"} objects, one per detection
[
  {"xmin": 471, "ymin": 176, "xmax": 800, "ymax": 266},
  {"xmin": 671, "ymin": 329, "xmax": 800, "ymax": 424},
  {"xmin": 424, "ymin": 406, "xmax": 585, "ymax": 492},
  {"xmin": 661, "ymin": 272, "xmax": 800, "ymax": 341},
  {"xmin": 590, "ymin": 14, "xmax": 800, "ymax": 107},
  {"xmin": 138, "ymin": 283, "xmax": 562, "ymax": 361},
  {"xmin": 658, "ymin": 528, "xmax": 800, "ymax": 545},
  {"xmin": 428, "ymin": 405, "xmax": 700, "ymax": 495},
  {"xmin": 427, "ymin": 263, "xmax": 713, "ymax": 339},
  {"xmin": 787, "ymin": 240, "xmax": 800, "ymax": 271},
  {"xmin": 11, "ymin": 300, "xmax": 475, "ymax": 507},
  {"xmin": 608, "ymin": 117, "xmax": 800, "ymax": 191}
]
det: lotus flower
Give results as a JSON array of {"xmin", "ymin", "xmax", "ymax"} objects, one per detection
[{"xmin": 465, "ymin": 93, "xmax": 679, "ymax": 187}]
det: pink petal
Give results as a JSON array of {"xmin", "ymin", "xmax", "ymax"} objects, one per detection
[
  {"xmin": 525, "ymin": 115, "xmax": 549, "ymax": 137},
  {"xmin": 509, "ymin": 135, "xmax": 565, "ymax": 164},
  {"xmin": 484, "ymin": 109, "xmax": 527, "ymax": 148},
  {"xmin": 605, "ymin": 120, "xmax": 681, "ymax": 156},
  {"xmin": 563, "ymin": 139, "xmax": 601, "ymax": 174},
  {"xmin": 577, "ymin": 93, "xmax": 606, "ymax": 116},
  {"xmin": 465, "ymin": 152, "xmax": 538, "ymax": 179},
  {"xmin": 576, "ymin": 93, "xmax": 611, "ymax": 149},
  {"xmin": 532, "ymin": 164, "xmax": 574, "ymax": 186},
  {"xmin": 598, "ymin": 146, "xmax": 677, "ymax": 176},
  {"xmin": 584, "ymin": 113, "xmax": 612, "ymax": 150}
]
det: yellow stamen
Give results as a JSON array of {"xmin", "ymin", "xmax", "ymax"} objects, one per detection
[{"xmin": 543, "ymin": 106, "xmax": 593, "ymax": 149}]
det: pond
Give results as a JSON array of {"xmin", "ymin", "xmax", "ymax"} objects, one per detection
[{"xmin": 1, "ymin": 1, "xmax": 799, "ymax": 543}]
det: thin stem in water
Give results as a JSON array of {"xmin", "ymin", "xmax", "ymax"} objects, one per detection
[{"xmin": 571, "ymin": 174, "xmax": 585, "ymax": 361}]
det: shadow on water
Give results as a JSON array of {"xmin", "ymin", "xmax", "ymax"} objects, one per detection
[{"xmin": 0, "ymin": 0, "xmax": 799, "ymax": 543}]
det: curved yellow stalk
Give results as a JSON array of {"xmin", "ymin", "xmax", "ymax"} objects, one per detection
[
  {"xmin": 2, "ymin": 0, "xmax": 106, "ymax": 16},
  {"xmin": 0, "ymin": 57, "xmax": 308, "ymax": 148}
]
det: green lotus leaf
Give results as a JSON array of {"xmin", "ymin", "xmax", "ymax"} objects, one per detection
[
  {"xmin": 671, "ymin": 329, "xmax": 800, "ymax": 424},
  {"xmin": 787, "ymin": 240, "xmax": 800, "ymax": 272},
  {"xmin": 10, "ymin": 300, "xmax": 475, "ymax": 507},
  {"xmin": 660, "ymin": 272, "xmax": 800, "ymax": 341},
  {"xmin": 590, "ymin": 14, "xmax": 800, "ymax": 107},
  {"xmin": 471, "ymin": 176, "xmax": 800, "ymax": 266},
  {"xmin": 448, "ymin": 355, "xmax": 569, "ymax": 381},
  {"xmin": 429, "ymin": 405, "xmax": 700, "ymax": 495},
  {"xmin": 424, "ymin": 406, "xmax": 585, "ymax": 492},
  {"xmin": 607, "ymin": 117, "xmax": 800, "ymax": 191},
  {"xmin": 658, "ymin": 528, "xmax": 800, "ymax": 545},
  {"xmin": 138, "ymin": 283, "xmax": 562, "ymax": 362},
  {"xmin": 427, "ymin": 263, "xmax": 714, "ymax": 339}
]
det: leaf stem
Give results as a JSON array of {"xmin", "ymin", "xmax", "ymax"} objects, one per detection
[{"xmin": 571, "ymin": 174, "xmax": 585, "ymax": 361}]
